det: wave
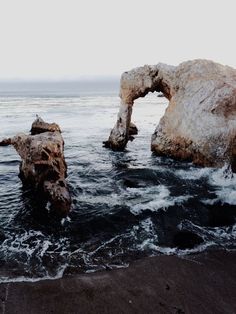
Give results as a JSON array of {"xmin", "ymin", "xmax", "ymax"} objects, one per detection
[{"xmin": 0, "ymin": 94, "xmax": 235, "ymax": 283}]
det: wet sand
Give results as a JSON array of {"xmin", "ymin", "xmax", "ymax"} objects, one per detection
[{"xmin": 1, "ymin": 250, "xmax": 236, "ymax": 314}]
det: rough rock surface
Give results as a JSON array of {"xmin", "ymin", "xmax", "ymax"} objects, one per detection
[
  {"xmin": 105, "ymin": 60, "xmax": 236, "ymax": 170},
  {"xmin": 0, "ymin": 138, "xmax": 12, "ymax": 146},
  {"xmin": 1, "ymin": 117, "xmax": 71, "ymax": 216},
  {"xmin": 129, "ymin": 122, "xmax": 138, "ymax": 136},
  {"xmin": 31, "ymin": 115, "xmax": 61, "ymax": 135}
]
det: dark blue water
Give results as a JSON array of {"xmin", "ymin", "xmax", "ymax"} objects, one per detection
[{"xmin": 0, "ymin": 82, "xmax": 235, "ymax": 282}]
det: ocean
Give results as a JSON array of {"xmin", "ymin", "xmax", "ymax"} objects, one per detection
[{"xmin": 0, "ymin": 81, "xmax": 235, "ymax": 282}]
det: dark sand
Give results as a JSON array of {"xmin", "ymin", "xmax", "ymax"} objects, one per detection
[{"xmin": 1, "ymin": 250, "xmax": 236, "ymax": 314}]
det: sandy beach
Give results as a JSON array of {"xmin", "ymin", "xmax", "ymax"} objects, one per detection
[{"xmin": 1, "ymin": 250, "xmax": 236, "ymax": 314}]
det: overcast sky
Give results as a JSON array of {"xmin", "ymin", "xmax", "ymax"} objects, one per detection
[{"xmin": 0, "ymin": 0, "xmax": 235, "ymax": 80}]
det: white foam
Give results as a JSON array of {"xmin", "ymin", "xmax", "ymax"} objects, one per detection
[
  {"xmin": 88, "ymin": 235, "xmax": 121, "ymax": 257},
  {"xmin": 140, "ymin": 217, "xmax": 156, "ymax": 234},
  {"xmin": 215, "ymin": 189, "xmax": 236, "ymax": 205},
  {"xmin": 142, "ymin": 241, "xmax": 215, "ymax": 256},
  {"xmin": 39, "ymin": 240, "xmax": 52, "ymax": 257},
  {"xmin": 209, "ymin": 164, "xmax": 236, "ymax": 187},
  {"xmin": 0, "ymin": 264, "xmax": 68, "ymax": 283},
  {"xmin": 0, "ymin": 230, "xmax": 71, "ymax": 284},
  {"xmin": 1, "ymin": 230, "xmax": 46, "ymax": 258},
  {"xmin": 207, "ymin": 164, "xmax": 236, "ymax": 205},
  {"xmin": 176, "ymin": 167, "xmax": 212, "ymax": 180},
  {"xmin": 178, "ymin": 220, "xmax": 236, "ymax": 243},
  {"xmin": 176, "ymin": 164, "xmax": 236, "ymax": 206},
  {"xmin": 137, "ymin": 218, "xmax": 158, "ymax": 250},
  {"xmin": 61, "ymin": 216, "xmax": 71, "ymax": 226},
  {"xmin": 130, "ymin": 185, "xmax": 191, "ymax": 215}
]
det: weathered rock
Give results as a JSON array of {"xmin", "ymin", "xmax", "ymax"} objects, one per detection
[
  {"xmin": 103, "ymin": 120, "xmax": 138, "ymax": 149},
  {"xmin": 1, "ymin": 117, "xmax": 71, "ymax": 216},
  {"xmin": 129, "ymin": 122, "xmax": 138, "ymax": 136},
  {"xmin": 0, "ymin": 138, "xmax": 12, "ymax": 146},
  {"xmin": 31, "ymin": 116, "xmax": 61, "ymax": 135},
  {"xmin": 106, "ymin": 60, "xmax": 236, "ymax": 170}
]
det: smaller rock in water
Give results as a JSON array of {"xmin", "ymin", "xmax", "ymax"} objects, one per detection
[
  {"xmin": 0, "ymin": 138, "xmax": 12, "ymax": 146},
  {"xmin": 1, "ymin": 116, "xmax": 71, "ymax": 216},
  {"xmin": 129, "ymin": 122, "xmax": 138, "ymax": 136}
]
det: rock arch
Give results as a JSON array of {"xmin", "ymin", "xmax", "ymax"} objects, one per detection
[
  {"xmin": 104, "ymin": 63, "xmax": 175, "ymax": 150},
  {"xmin": 104, "ymin": 60, "xmax": 236, "ymax": 171}
]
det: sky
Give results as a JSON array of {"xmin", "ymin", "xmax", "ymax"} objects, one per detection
[{"xmin": 0, "ymin": 0, "xmax": 235, "ymax": 80}]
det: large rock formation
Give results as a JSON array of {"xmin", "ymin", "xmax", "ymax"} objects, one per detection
[
  {"xmin": 105, "ymin": 60, "xmax": 236, "ymax": 170},
  {"xmin": 0, "ymin": 117, "xmax": 71, "ymax": 216}
]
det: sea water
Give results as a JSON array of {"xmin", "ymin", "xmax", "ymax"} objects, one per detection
[{"xmin": 0, "ymin": 81, "xmax": 235, "ymax": 282}]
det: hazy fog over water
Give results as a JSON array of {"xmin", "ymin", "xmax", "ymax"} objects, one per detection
[{"xmin": 0, "ymin": 80, "xmax": 119, "ymax": 97}]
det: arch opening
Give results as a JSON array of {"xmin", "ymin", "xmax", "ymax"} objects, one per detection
[{"xmin": 104, "ymin": 64, "xmax": 175, "ymax": 150}]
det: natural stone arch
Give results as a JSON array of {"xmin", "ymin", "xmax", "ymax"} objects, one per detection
[
  {"xmin": 104, "ymin": 63, "xmax": 176, "ymax": 150},
  {"xmin": 104, "ymin": 60, "xmax": 236, "ymax": 171}
]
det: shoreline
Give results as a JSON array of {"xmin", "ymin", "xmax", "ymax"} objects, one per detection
[{"xmin": 1, "ymin": 249, "xmax": 236, "ymax": 314}]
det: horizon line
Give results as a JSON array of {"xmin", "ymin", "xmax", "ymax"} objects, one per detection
[{"xmin": 0, "ymin": 75, "xmax": 120, "ymax": 83}]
